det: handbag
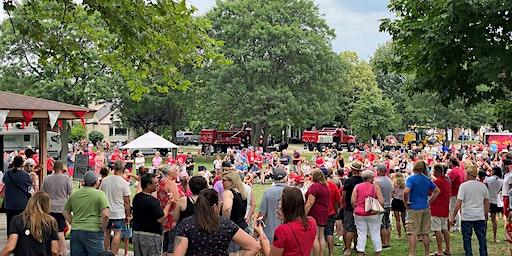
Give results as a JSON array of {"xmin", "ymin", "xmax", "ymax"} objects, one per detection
[{"xmin": 364, "ymin": 185, "xmax": 384, "ymax": 214}]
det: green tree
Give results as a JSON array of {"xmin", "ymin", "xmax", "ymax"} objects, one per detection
[
  {"xmin": 0, "ymin": 2, "xmax": 122, "ymax": 159},
  {"xmin": 198, "ymin": 0, "xmax": 347, "ymax": 147},
  {"xmin": 119, "ymin": 92, "xmax": 188, "ymax": 141},
  {"xmin": 88, "ymin": 130, "xmax": 104, "ymax": 145},
  {"xmin": 336, "ymin": 52, "xmax": 380, "ymax": 125},
  {"xmin": 349, "ymin": 89, "xmax": 401, "ymax": 142},
  {"xmin": 380, "ymin": 0, "xmax": 512, "ymax": 104},
  {"xmin": 70, "ymin": 124, "xmax": 86, "ymax": 142},
  {"xmin": 3, "ymin": 0, "xmax": 227, "ymax": 100}
]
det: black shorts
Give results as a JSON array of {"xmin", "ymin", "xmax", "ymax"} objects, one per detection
[
  {"xmin": 343, "ymin": 210, "xmax": 356, "ymax": 232},
  {"xmin": 490, "ymin": 203, "xmax": 503, "ymax": 214},
  {"xmin": 50, "ymin": 212, "xmax": 66, "ymax": 232},
  {"xmin": 391, "ymin": 198, "xmax": 406, "ymax": 212},
  {"xmin": 324, "ymin": 215, "xmax": 337, "ymax": 237},
  {"xmin": 335, "ymin": 208, "xmax": 344, "ymax": 220},
  {"xmin": 381, "ymin": 208, "xmax": 391, "ymax": 229}
]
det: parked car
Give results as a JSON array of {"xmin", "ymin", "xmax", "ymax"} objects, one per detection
[{"xmin": 175, "ymin": 131, "xmax": 200, "ymax": 145}]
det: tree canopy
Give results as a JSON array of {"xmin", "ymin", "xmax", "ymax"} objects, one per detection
[
  {"xmin": 2, "ymin": 0, "xmax": 226, "ymax": 100},
  {"xmin": 380, "ymin": 0, "xmax": 512, "ymax": 104},
  {"xmin": 196, "ymin": 0, "xmax": 348, "ymax": 146}
]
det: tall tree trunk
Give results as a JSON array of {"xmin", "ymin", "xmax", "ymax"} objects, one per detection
[
  {"xmin": 60, "ymin": 122, "xmax": 71, "ymax": 160},
  {"xmin": 251, "ymin": 122, "xmax": 261, "ymax": 147}
]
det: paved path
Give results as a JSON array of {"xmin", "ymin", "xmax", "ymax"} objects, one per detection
[{"xmin": 0, "ymin": 213, "xmax": 133, "ymax": 255}]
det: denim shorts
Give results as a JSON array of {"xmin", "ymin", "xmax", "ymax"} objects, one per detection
[
  {"xmin": 107, "ymin": 219, "xmax": 126, "ymax": 231},
  {"xmin": 70, "ymin": 230, "xmax": 104, "ymax": 256}
]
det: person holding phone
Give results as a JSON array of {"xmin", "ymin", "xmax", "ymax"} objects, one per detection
[{"xmin": 254, "ymin": 187, "xmax": 317, "ymax": 256}]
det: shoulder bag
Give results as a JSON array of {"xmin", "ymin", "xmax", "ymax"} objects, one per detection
[{"xmin": 364, "ymin": 185, "xmax": 384, "ymax": 214}]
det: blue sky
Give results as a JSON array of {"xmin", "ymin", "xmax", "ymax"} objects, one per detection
[
  {"xmin": 188, "ymin": 0, "xmax": 393, "ymax": 59},
  {"xmin": 0, "ymin": 0, "xmax": 392, "ymax": 58}
]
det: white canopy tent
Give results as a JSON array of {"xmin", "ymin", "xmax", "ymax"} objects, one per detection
[{"xmin": 122, "ymin": 131, "xmax": 179, "ymax": 149}]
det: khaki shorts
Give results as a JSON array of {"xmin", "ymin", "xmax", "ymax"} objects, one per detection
[
  {"xmin": 431, "ymin": 216, "xmax": 448, "ymax": 231},
  {"xmin": 406, "ymin": 208, "xmax": 431, "ymax": 235}
]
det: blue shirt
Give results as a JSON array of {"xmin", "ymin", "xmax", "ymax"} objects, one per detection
[{"xmin": 406, "ymin": 173, "xmax": 437, "ymax": 210}]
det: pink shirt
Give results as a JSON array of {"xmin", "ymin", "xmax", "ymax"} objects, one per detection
[
  {"xmin": 152, "ymin": 156, "xmax": 162, "ymax": 169},
  {"xmin": 354, "ymin": 182, "xmax": 377, "ymax": 216}
]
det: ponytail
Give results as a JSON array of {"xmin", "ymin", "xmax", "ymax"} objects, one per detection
[{"xmin": 194, "ymin": 189, "xmax": 220, "ymax": 233}]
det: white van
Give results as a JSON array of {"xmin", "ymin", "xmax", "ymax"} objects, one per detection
[{"xmin": 1, "ymin": 125, "xmax": 62, "ymax": 159}]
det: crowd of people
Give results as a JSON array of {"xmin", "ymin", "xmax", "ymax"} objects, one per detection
[{"xmin": 1, "ymin": 141, "xmax": 512, "ymax": 256}]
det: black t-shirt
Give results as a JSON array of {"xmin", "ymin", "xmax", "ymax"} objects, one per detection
[
  {"xmin": 175, "ymin": 216, "xmax": 239, "ymax": 256},
  {"xmin": 8, "ymin": 214, "xmax": 58, "ymax": 256},
  {"xmin": 343, "ymin": 176, "xmax": 364, "ymax": 212},
  {"xmin": 132, "ymin": 192, "xmax": 164, "ymax": 234}
]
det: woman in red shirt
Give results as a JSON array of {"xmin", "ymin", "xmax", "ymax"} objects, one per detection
[
  {"xmin": 255, "ymin": 187, "xmax": 317, "ymax": 256},
  {"xmin": 305, "ymin": 169, "xmax": 329, "ymax": 256}
]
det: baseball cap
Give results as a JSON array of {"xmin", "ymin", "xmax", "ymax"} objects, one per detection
[
  {"xmin": 272, "ymin": 166, "xmax": 287, "ymax": 180},
  {"xmin": 376, "ymin": 164, "xmax": 387, "ymax": 172},
  {"xmin": 25, "ymin": 158, "xmax": 36, "ymax": 166},
  {"xmin": 83, "ymin": 171, "xmax": 98, "ymax": 186}
]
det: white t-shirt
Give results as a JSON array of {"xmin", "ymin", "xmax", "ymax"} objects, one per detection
[
  {"xmin": 502, "ymin": 172, "xmax": 512, "ymax": 195},
  {"xmin": 457, "ymin": 180, "xmax": 489, "ymax": 221},
  {"xmin": 485, "ymin": 176, "xmax": 503, "ymax": 204},
  {"xmin": 100, "ymin": 175, "xmax": 131, "ymax": 219}
]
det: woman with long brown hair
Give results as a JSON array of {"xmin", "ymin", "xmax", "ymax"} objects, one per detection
[
  {"xmin": 222, "ymin": 171, "xmax": 249, "ymax": 255},
  {"xmin": 305, "ymin": 169, "xmax": 329, "ymax": 256},
  {"xmin": 0, "ymin": 191, "xmax": 59, "ymax": 256},
  {"xmin": 255, "ymin": 187, "xmax": 317, "ymax": 256},
  {"xmin": 173, "ymin": 189, "xmax": 260, "ymax": 256}
]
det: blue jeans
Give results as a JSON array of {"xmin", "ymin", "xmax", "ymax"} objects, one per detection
[
  {"xmin": 70, "ymin": 230, "xmax": 104, "ymax": 256},
  {"xmin": 461, "ymin": 220, "xmax": 487, "ymax": 256}
]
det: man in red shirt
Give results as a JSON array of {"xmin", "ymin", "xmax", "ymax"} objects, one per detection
[
  {"xmin": 326, "ymin": 175, "xmax": 342, "ymax": 256},
  {"xmin": 447, "ymin": 158, "xmax": 464, "ymax": 232},
  {"xmin": 431, "ymin": 164, "xmax": 452, "ymax": 256}
]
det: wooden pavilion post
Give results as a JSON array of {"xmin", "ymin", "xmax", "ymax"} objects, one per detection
[
  {"xmin": 0, "ymin": 134, "xmax": 4, "ymax": 172},
  {"xmin": 38, "ymin": 119, "xmax": 48, "ymax": 185}
]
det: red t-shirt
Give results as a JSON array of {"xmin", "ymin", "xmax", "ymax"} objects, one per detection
[
  {"xmin": 46, "ymin": 157, "xmax": 54, "ymax": 171},
  {"xmin": 327, "ymin": 181, "xmax": 341, "ymax": 216},
  {"xmin": 247, "ymin": 150, "xmax": 255, "ymax": 164},
  {"xmin": 176, "ymin": 154, "xmax": 187, "ymax": 165},
  {"xmin": 448, "ymin": 167, "xmax": 464, "ymax": 196},
  {"xmin": 507, "ymin": 223, "xmax": 512, "ymax": 244},
  {"xmin": 305, "ymin": 182, "xmax": 329, "ymax": 225},
  {"xmin": 431, "ymin": 176, "xmax": 451, "ymax": 217},
  {"xmin": 273, "ymin": 217, "xmax": 317, "ymax": 256},
  {"xmin": 254, "ymin": 153, "xmax": 263, "ymax": 168}
]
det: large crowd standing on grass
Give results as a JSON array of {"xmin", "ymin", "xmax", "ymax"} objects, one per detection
[{"xmin": 2, "ymin": 141, "xmax": 512, "ymax": 256}]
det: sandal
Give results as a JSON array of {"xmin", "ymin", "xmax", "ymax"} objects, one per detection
[
  {"xmin": 429, "ymin": 253, "xmax": 442, "ymax": 256},
  {"xmin": 443, "ymin": 251, "xmax": 451, "ymax": 256}
]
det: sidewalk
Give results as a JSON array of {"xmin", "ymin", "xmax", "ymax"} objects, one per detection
[{"xmin": 0, "ymin": 213, "xmax": 133, "ymax": 255}]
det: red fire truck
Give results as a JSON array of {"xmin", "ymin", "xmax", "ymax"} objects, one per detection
[
  {"xmin": 200, "ymin": 127, "xmax": 252, "ymax": 153},
  {"xmin": 302, "ymin": 127, "xmax": 357, "ymax": 152}
]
